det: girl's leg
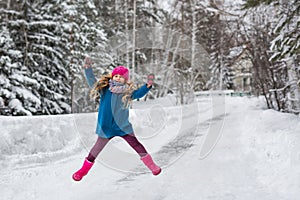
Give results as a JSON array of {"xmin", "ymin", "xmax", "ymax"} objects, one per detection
[
  {"xmin": 121, "ymin": 134, "xmax": 148, "ymax": 157},
  {"xmin": 121, "ymin": 133, "xmax": 161, "ymax": 175},
  {"xmin": 73, "ymin": 136, "xmax": 111, "ymax": 181},
  {"xmin": 87, "ymin": 136, "xmax": 111, "ymax": 162}
]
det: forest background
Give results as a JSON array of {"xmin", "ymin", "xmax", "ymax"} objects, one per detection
[{"xmin": 0, "ymin": 0, "xmax": 299, "ymax": 116}]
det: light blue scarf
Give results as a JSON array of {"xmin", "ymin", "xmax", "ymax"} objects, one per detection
[{"xmin": 109, "ymin": 80, "xmax": 127, "ymax": 94}]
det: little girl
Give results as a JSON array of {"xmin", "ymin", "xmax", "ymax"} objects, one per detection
[{"xmin": 72, "ymin": 57, "xmax": 161, "ymax": 181}]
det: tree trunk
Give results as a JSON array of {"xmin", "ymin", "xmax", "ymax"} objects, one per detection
[
  {"xmin": 132, "ymin": 0, "xmax": 136, "ymax": 81},
  {"xmin": 287, "ymin": 56, "xmax": 300, "ymax": 113}
]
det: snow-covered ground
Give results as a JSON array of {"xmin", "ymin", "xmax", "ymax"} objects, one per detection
[{"xmin": 1, "ymin": 96, "xmax": 300, "ymax": 200}]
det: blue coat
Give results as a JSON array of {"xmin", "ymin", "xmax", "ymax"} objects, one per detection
[{"xmin": 84, "ymin": 68, "xmax": 151, "ymax": 138}]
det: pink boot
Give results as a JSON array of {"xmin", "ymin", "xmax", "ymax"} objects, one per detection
[
  {"xmin": 141, "ymin": 154, "xmax": 162, "ymax": 176},
  {"xmin": 72, "ymin": 158, "xmax": 94, "ymax": 181}
]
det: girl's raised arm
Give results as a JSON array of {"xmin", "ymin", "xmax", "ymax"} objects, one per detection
[
  {"xmin": 83, "ymin": 57, "xmax": 97, "ymax": 88},
  {"xmin": 132, "ymin": 84, "xmax": 152, "ymax": 100}
]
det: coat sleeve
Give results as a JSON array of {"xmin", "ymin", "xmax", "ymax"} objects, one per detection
[
  {"xmin": 84, "ymin": 68, "xmax": 97, "ymax": 88},
  {"xmin": 131, "ymin": 84, "xmax": 152, "ymax": 100}
]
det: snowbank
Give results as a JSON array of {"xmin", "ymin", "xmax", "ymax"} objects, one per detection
[
  {"xmin": 0, "ymin": 114, "xmax": 84, "ymax": 168},
  {"xmin": 1, "ymin": 96, "xmax": 300, "ymax": 200}
]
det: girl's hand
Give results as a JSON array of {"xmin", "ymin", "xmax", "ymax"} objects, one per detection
[
  {"xmin": 83, "ymin": 56, "xmax": 92, "ymax": 68},
  {"xmin": 147, "ymin": 73, "xmax": 155, "ymax": 88}
]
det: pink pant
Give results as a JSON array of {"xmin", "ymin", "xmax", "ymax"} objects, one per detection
[{"xmin": 87, "ymin": 134, "xmax": 148, "ymax": 162}]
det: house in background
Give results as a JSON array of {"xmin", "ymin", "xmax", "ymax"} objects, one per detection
[{"xmin": 228, "ymin": 46, "xmax": 253, "ymax": 94}]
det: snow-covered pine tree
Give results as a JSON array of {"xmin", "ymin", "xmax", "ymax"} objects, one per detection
[
  {"xmin": 0, "ymin": 1, "xmax": 46, "ymax": 115},
  {"xmin": 0, "ymin": 0, "xmax": 110, "ymax": 115},
  {"xmin": 0, "ymin": 0, "xmax": 71, "ymax": 115},
  {"xmin": 22, "ymin": 0, "xmax": 72, "ymax": 115},
  {"xmin": 0, "ymin": 25, "xmax": 35, "ymax": 115}
]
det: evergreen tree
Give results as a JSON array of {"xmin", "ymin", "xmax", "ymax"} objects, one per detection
[
  {"xmin": 0, "ymin": 24, "xmax": 35, "ymax": 115},
  {"xmin": 0, "ymin": 0, "xmax": 110, "ymax": 115}
]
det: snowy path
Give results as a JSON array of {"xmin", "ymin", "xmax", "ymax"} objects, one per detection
[{"xmin": 1, "ymin": 97, "xmax": 300, "ymax": 200}]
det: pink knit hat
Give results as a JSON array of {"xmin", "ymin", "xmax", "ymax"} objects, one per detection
[{"xmin": 112, "ymin": 66, "xmax": 129, "ymax": 81}]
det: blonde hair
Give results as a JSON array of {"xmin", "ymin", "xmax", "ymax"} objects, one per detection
[{"xmin": 90, "ymin": 74, "xmax": 137, "ymax": 108}]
